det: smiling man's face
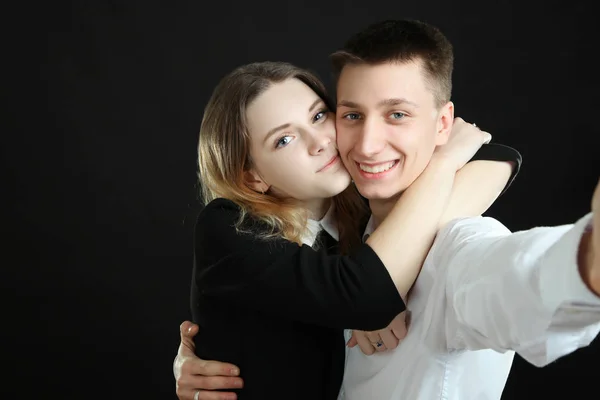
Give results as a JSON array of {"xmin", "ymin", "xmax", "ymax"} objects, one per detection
[{"xmin": 335, "ymin": 60, "xmax": 453, "ymax": 200}]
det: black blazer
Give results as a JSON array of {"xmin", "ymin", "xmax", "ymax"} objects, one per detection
[{"xmin": 191, "ymin": 199, "xmax": 405, "ymax": 399}]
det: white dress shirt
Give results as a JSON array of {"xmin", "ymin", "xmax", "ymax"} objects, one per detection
[
  {"xmin": 303, "ymin": 205, "xmax": 338, "ymax": 246},
  {"xmin": 338, "ymin": 213, "xmax": 600, "ymax": 400}
]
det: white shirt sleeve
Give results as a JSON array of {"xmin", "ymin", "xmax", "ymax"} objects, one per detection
[{"xmin": 426, "ymin": 213, "xmax": 600, "ymax": 367}]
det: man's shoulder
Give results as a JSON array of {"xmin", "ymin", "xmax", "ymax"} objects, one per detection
[
  {"xmin": 420, "ymin": 216, "xmax": 512, "ymax": 273},
  {"xmin": 432, "ymin": 216, "xmax": 512, "ymax": 251}
]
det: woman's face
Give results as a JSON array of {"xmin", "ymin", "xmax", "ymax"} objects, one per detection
[{"xmin": 245, "ymin": 78, "xmax": 351, "ymax": 216}]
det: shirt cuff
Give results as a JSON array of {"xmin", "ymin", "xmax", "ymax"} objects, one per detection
[{"xmin": 539, "ymin": 213, "xmax": 600, "ymax": 312}]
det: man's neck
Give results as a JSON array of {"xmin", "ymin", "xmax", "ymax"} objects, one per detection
[{"xmin": 368, "ymin": 193, "xmax": 402, "ymax": 230}]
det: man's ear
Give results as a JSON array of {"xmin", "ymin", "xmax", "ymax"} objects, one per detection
[
  {"xmin": 243, "ymin": 169, "xmax": 270, "ymax": 194},
  {"xmin": 435, "ymin": 101, "xmax": 454, "ymax": 146}
]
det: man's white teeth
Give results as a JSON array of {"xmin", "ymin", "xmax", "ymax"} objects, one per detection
[{"xmin": 359, "ymin": 161, "xmax": 396, "ymax": 173}]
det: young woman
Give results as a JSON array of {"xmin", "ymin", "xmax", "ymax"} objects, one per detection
[{"xmin": 188, "ymin": 61, "xmax": 513, "ymax": 400}]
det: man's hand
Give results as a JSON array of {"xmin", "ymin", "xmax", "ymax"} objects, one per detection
[
  {"xmin": 347, "ymin": 311, "xmax": 409, "ymax": 355},
  {"xmin": 581, "ymin": 179, "xmax": 600, "ymax": 296},
  {"xmin": 174, "ymin": 321, "xmax": 243, "ymax": 400}
]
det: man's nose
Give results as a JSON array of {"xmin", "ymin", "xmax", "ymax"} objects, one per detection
[{"xmin": 354, "ymin": 118, "xmax": 385, "ymax": 158}]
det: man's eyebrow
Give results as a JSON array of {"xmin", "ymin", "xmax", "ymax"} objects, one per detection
[
  {"xmin": 377, "ymin": 98, "xmax": 419, "ymax": 108},
  {"xmin": 337, "ymin": 100, "xmax": 361, "ymax": 108},
  {"xmin": 337, "ymin": 98, "xmax": 419, "ymax": 109}
]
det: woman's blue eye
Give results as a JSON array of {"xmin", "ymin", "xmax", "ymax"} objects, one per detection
[
  {"xmin": 313, "ymin": 110, "xmax": 327, "ymax": 122},
  {"xmin": 276, "ymin": 136, "xmax": 292, "ymax": 148}
]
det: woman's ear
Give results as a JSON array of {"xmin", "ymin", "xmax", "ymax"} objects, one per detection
[{"xmin": 243, "ymin": 169, "xmax": 270, "ymax": 194}]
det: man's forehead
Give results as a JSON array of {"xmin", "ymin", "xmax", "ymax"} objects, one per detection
[
  {"xmin": 337, "ymin": 60, "xmax": 423, "ymax": 84},
  {"xmin": 335, "ymin": 61, "xmax": 428, "ymax": 106}
]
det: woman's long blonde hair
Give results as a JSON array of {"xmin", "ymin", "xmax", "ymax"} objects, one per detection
[{"xmin": 198, "ymin": 61, "xmax": 368, "ymax": 253}]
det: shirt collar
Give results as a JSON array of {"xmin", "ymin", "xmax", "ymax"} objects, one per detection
[
  {"xmin": 304, "ymin": 205, "xmax": 378, "ymax": 246},
  {"xmin": 319, "ymin": 204, "xmax": 339, "ymax": 241},
  {"xmin": 362, "ymin": 215, "xmax": 376, "ymax": 242},
  {"xmin": 302, "ymin": 204, "xmax": 339, "ymax": 246}
]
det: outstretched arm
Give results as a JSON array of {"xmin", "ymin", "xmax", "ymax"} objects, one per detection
[{"xmin": 428, "ymin": 179, "xmax": 600, "ymax": 366}]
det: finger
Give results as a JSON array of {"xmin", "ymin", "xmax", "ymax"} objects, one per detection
[
  {"xmin": 346, "ymin": 335, "xmax": 358, "ymax": 348},
  {"xmin": 482, "ymin": 131, "xmax": 492, "ymax": 144},
  {"xmin": 365, "ymin": 331, "xmax": 379, "ymax": 343},
  {"xmin": 365, "ymin": 332, "xmax": 386, "ymax": 352},
  {"xmin": 176, "ymin": 374, "xmax": 242, "ymax": 399},
  {"xmin": 178, "ymin": 389, "xmax": 238, "ymax": 400},
  {"xmin": 196, "ymin": 391, "xmax": 238, "ymax": 400},
  {"xmin": 188, "ymin": 375, "xmax": 244, "ymax": 390},
  {"xmin": 365, "ymin": 331, "xmax": 381, "ymax": 345},
  {"xmin": 392, "ymin": 322, "xmax": 408, "ymax": 342},
  {"xmin": 358, "ymin": 341, "xmax": 376, "ymax": 355},
  {"xmin": 188, "ymin": 359, "xmax": 241, "ymax": 377},
  {"xmin": 181, "ymin": 321, "xmax": 200, "ymax": 339},
  {"xmin": 179, "ymin": 322, "xmax": 199, "ymax": 356},
  {"xmin": 379, "ymin": 329, "xmax": 399, "ymax": 350},
  {"xmin": 374, "ymin": 342, "xmax": 387, "ymax": 352},
  {"xmin": 354, "ymin": 332, "xmax": 376, "ymax": 355},
  {"xmin": 178, "ymin": 340, "xmax": 196, "ymax": 358},
  {"xmin": 405, "ymin": 310, "xmax": 412, "ymax": 330}
]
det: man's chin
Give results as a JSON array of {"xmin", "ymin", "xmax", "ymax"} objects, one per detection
[{"xmin": 354, "ymin": 184, "xmax": 405, "ymax": 202}]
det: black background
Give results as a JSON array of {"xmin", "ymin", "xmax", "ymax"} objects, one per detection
[{"xmin": 6, "ymin": 0, "xmax": 599, "ymax": 398}]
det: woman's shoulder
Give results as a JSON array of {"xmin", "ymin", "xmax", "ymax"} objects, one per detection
[
  {"xmin": 196, "ymin": 198, "xmax": 241, "ymax": 226},
  {"xmin": 201, "ymin": 197, "xmax": 240, "ymax": 213},
  {"xmin": 194, "ymin": 198, "xmax": 289, "ymax": 260},
  {"xmin": 195, "ymin": 198, "xmax": 268, "ymax": 237}
]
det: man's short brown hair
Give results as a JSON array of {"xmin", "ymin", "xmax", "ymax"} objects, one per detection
[{"xmin": 330, "ymin": 19, "xmax": 454, "ymax": 107}]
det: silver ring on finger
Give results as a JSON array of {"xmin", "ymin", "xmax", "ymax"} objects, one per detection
[
  {"xmin": 373, "ymin": 339, "xmax": 384, "ymax": 348},
  {"xmin": 194, "ymin": 390, "xmax": 200, "ymax": 400},
  {"xmin": 472, "ymin": 122, "xmax": 477, "ymax": 128}
]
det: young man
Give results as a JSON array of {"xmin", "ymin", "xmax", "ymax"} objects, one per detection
[{"xmin": 174, "ymin": 20, "xmax": 600, "ymax": 400}]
